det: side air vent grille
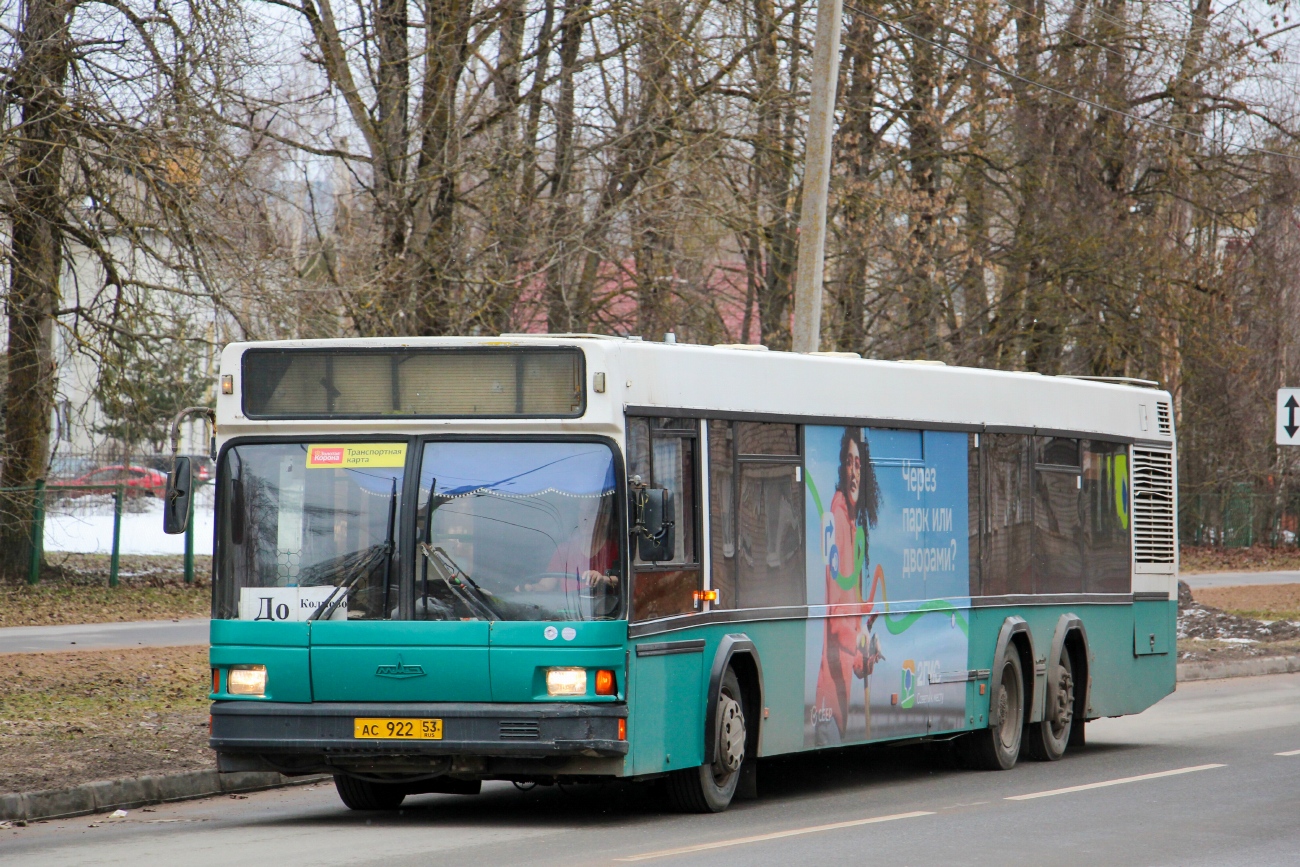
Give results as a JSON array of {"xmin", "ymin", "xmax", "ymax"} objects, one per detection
[
  {"xmin": 1132, "ymin": 447, "xmax": 1175, "ymax": 567},
  {"xmin": 1156, "ymin": 401, "xmax": 1172, "ymax": 436},
  {"xmin": 499, "ymin": 721, "xmax": 540, "ymax": 740}
]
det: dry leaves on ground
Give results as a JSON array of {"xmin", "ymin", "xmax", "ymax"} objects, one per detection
[
  {"xmin": 1179, "ymin": 545, "xmax": 1300, "ymax": 574},
  {"xmin": 0, "ymin": 557, "xmax": 211, "ymax": 627},
  {"xmin": 0, "ymin": 646, "xmax": 212, "ymax": 794}
]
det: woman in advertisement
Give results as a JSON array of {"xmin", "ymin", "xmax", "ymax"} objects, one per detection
[{"xmin": 814, "ymin": 427, "xmax": 885, "ymax": 745}]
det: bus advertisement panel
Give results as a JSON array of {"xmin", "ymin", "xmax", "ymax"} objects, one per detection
[{"xmin": 803, "ymin": 426, "xmax": 971, "ymax": 747}]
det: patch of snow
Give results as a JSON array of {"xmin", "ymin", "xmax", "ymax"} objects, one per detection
[{"xmin": 43, "ymin": 499, "xmax": 214, "ymax": 556}]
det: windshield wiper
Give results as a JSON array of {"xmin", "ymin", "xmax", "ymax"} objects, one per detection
[
  {"xmin": 304, "ymin": 544, "xmax": 390, "ymax": 621},
  {"xmin": 419, "ymin": 543, "xmax": 500, "ymax": 621},
  {"xmin": 311, "ymin": 480, "xmax": 398, "ymax": 622}
]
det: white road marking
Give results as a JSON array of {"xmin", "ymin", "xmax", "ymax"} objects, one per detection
[
  {"xmin": 1275, "ymin": 749, "xmax": 1300, "ymax": 756},
  {"xmin": 614, "ymin": 811, "xmax": 934, "ymax": 861},
  {"xmin": 1006, "ymin": 764, "xmax": 1226, "ymax": 801}
]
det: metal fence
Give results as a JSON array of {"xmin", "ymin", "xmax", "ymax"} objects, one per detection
[
  {"xmin": 2, "ymin": 479, "xmax": 212, "ymax": 586},
  {"xmin": 1179, "ymin": 487, "xmax": 1300, "ymax": 548}
]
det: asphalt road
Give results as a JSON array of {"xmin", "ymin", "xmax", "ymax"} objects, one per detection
[
  {"xmin": 1181, "ymin": 570, "xmax": 1300, "ymax": 589},
  {"xmin": 0, "ymin": 619, "xmax": 208, "ymax": 654},
  {"xmin": 4, "ymin": 672, "xmax": 1300, "ymax": 866}
]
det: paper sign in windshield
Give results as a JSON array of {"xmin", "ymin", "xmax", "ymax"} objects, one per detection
[
  {"xmin": 306, "ymin": 444, "xmax": 407, "ymax": 469},
  {"xmin": 238, "ymin": 586, "xmax": 346, "ymax": 621}
]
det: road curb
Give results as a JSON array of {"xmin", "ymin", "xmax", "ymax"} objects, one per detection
[
  {"xmin": 1177, "ymin": 655, "xmax": 1300, "ymax": 682},
  {"xmin": 0, "ymin": 769, "xmax": 330, "ymax": 823}
]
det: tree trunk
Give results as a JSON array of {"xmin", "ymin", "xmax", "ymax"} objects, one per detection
[
  {"xmin": 403, "ymin": 0, "xmax": 473, "ymax": 336},
  {"xmin": 543, "ymin": 0, "xmax": 590, "ymax": 332},
  {"xmin": 902, "ymin": 0, "xmax": 942, "ymax": 359},
  {"xmin": 829, "ymin": 1, "xmax": 878, "ymax": 354},
  {"xmin": 1, "ymin": 0, "xmax": 72, "ymax": 582},
  {"xmin": 753, "ymin": 0, "xmax": 800, "ymax": 350}
]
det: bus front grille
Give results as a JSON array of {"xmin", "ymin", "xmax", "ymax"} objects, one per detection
[{"xmin": 499, "ymin": 720, "xmax": 541, "ymax": 740}]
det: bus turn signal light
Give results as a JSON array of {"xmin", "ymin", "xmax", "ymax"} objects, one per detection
[
  {"xmin": 692, "ymin": 589, "xmax": 718, "ymax": 609},
  {"xmin": 595, "ymin": 669, "xmax": 616, "ymax": 695},
  {"xmin": 618, "ymin": 718, "xmax": 627, "ymax": 740},
  {"xmin": 212, "ymin": 668, "xmax": 220, "ymax": 694}
]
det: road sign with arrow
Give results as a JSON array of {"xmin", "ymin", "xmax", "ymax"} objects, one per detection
[{"xmin": 1278, "ymin": 389, "xmax": 1300, "ymax": 444}]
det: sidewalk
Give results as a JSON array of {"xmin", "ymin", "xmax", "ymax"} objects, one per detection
[
  {"xmin": 0, "ymin": 619, "xmax": 208, "ymax": 654},
  {"xmin": 1180, "ymin": 570, "xmax": 1300, "ymax": 588}
]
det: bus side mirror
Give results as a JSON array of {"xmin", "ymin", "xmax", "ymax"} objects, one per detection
[
  {"xmin": 163, "ymin": 457, "xmax": 193, "ymax": 534},
  {"xmin": 635, "ymin": 488, "xmax": 676, "ymax": 562}
]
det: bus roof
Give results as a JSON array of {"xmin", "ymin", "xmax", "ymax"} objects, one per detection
[{"xmin": 219, "ymin": 335, "xmax": 1173, "ymax": 445}]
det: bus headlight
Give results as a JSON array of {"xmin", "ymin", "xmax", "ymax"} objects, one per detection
[
  {"xmin": 545, "ymin": 667, "xmax": 587, "ymax": 696},
  {"xmin": 227, "ymin": 665, "xmax": 267, "ymax": 696}
]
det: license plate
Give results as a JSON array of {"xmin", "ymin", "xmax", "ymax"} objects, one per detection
[{"xmin": 353, "ymin": 718, "xmax": 443, "ymax": 740}]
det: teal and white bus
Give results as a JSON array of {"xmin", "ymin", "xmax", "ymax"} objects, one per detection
[{"xmin": 165, "ymin": 335, "xmax": 1177, "ymax": 813}]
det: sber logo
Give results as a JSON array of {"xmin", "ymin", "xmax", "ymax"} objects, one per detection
[{"xmin": 899, "ymin": 660, "xmax": 917, "ymax": 709}]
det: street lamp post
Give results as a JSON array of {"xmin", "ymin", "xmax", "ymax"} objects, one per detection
[{"xmin": 791, "ymin": 0, "xmax": 844, "ymax": 354}]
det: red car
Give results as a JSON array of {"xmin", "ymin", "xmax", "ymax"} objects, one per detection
[{"xmin": 53, "ymin": 465, "xmax": 168, "ymax": 498}]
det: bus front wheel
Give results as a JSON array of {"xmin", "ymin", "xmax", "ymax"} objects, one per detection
[
  {"xmin": 667, "ymin": 668, "xmax": 747, "ymax": 813},
  {"xmin": 959, "ymin": 651, "xmax": 1024, "ymax": 771},
  {"xmin": 334, "ymin": 774, "xmax": 406, "ymax": 811}
]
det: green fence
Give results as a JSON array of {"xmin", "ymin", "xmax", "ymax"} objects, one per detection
[
  {"xmin": 1180, "ymin": 487, "xmax": 1300, "ymax": 548},
  {"xmin": 0, "ymin": 482, "xmax": 198, "ymax": 586}
]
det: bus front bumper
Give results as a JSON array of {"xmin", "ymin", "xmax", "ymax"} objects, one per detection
[{"xmin": 210, "ymin": 700, "xmax": 628, "ymax": 775}]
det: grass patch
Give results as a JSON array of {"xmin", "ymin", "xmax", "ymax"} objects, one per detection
[
  {"xmin": 1194, "ymin": 583, "xmax": 1300, "ymax": 623},
  {"xmin": 0, "ymin": 646, "xmax": 212, "ymax": 794}
]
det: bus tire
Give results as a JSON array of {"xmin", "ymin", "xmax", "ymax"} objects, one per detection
[
  {"xmin": 960, "ymin": 651, "xmax": 1024, "ymax": 771},
  {"xmin": 667, "ymin": 668, "xmax": 746, "ymax": 813},
  {"xmin": 1022, "ymin": 646, "xmax": 1074, "ymax": 762},
  {"xmin": 334, "ymin": 774, "xmax": 406, "ymax": 811}
]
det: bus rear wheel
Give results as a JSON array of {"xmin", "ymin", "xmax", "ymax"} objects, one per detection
[
  {"xmin": 334, "ymin": 774, "xmax": 406, "ymax": 811},
  {"xmin": 959, "ymin": 651, "xmax": 1024, "ymax": 771},
  {"xmin": 666, "ymin": 668, "xmax": 746, "ymax": 813},
  {"xmin": 1023, "ymin": 647, "xmax": 1075, "ymax": 762}
]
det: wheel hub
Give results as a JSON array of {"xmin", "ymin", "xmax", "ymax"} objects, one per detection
[
  {"xmin": 997, "ymin": 668, "xmax": 1019, "ymax": 749},
  {"xmin": 714, "ymin": 693, "xmax": 746, "ymax": 775},
  {"xmin": 1050, "ymin": 669, "xmax": 1074, "ymax": 736}
]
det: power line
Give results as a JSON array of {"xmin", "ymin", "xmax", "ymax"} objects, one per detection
[{"xmin": 848, "ymin": 2, "xmax": 1300, "ymax": 164}]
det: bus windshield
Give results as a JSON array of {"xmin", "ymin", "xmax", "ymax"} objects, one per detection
[
  {"xmin": 214, "ymin": 442, "xmax": 406, "ymax": 621},
  {"xmin": 416, "ymin": 441, "xmax": 624, "ymax": 622}
]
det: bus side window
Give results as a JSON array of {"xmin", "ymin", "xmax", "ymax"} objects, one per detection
[
  {"xmin": 969, "ymin": 433, "xmax": 981, "ymax": 596},
  {"xmin": 732, "ymin": 422, "xmax": 805, "ymax": 609},
  {"xmin": 629, "ymin": 417, "xmax": 701, "ymax": 620},
  {"xmin": 708, "ymin": 420, "xmax": 737, "ymax": 608},
  {"xmin": 1083, "ymin": 440, "xmax": 1131, "ymax": 593},
  {"xmin": 1033, "ymin": 437, "xmax": 1084, "ymax": 594},
  {"xmin": 982, "ymin": 434, "xmax": 1032, "ymax": 596}
]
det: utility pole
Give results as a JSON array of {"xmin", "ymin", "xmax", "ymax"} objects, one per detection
[{"xmin": 791, "ymin": 0, "xmax": 844, "ymax": 353}]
